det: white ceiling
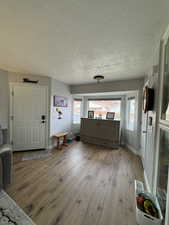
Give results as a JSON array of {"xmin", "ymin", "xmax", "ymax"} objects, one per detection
[{"xmin": 0, "ymin": 0, "xmax": 169, "ymax": 84}]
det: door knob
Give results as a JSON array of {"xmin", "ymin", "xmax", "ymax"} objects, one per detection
[
  {"xmin": 41, "ymin": 115, "xmax": 46, "ymax": 123},
  {"xmin": 41, "ymin": 115, "xmax": 46, "ymax": 120}
]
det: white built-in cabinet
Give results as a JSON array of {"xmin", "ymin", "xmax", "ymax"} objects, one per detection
[{"xmin": 155, "ymin": 26, "xmax": 169, "ymax": 225}]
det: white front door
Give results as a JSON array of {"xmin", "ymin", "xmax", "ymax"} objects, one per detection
[{"xmin": 11, "ymin": 85, "xmax": 48, "ymax": 151}]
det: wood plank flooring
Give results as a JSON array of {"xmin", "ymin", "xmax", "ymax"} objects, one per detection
[{"xmin": 7, "ymin": 142, "xmax": 143, "ymax": 225}]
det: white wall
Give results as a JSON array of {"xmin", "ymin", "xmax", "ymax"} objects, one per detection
[
  {"xmin": 0, "ymin": 70, "xmax": 9, "ymax": 129},
  {"xmin": 50, "ymin": 79, "xmax": 72, "ymax": 136},
  {"xmin": 142, "ymin": 45, "xmax": 161, "ymax": 192},
  {"xmin": 70, "ymin": 78, "xmax": 144, "ymax": 94},
  {"xmin": 8, "ymin": 72, "xmax": 51, "ymax": 86}
]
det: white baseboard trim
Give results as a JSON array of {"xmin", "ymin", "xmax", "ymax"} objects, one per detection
[
  {"xmin": 144, "ymin": 170, "xmax": 151, "ymax": 192},
  {"xmin": 126, "ymin": 144, "xmax": 141, "ymax": 157},
  {"xmin": 47, "ymin": 145, "xmax": 53, "ymax": 150}
]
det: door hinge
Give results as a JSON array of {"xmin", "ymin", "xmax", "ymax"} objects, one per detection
[
  {"xmin": 11, "ymin": 91, "xmax": 14, "ymax": 96},
  {"xmin": 11, "ymin": 115, "xmax": 14, "ymax": 120},
  {"xmin": 11, "ymin": 141, "xmax": 13, "ymax": 145}
]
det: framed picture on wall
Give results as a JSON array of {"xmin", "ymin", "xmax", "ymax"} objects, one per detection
[
  {"xmin": 53, "ymin": 96, "xmax": 68, "ymax": 107},
  {"xmin": 106, "ymin": 112, "xmax": 115, "ymax": 120},
  {"xmin": 143, "ymin": 86, "xmax": 154, "ymax": 113},
  {"xmin": 88, "ymin": 111, "xmax": 94, "ymax": 119}
]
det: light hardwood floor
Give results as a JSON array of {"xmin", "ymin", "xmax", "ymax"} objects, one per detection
[{"xmin": 7, "ymin": 142, "xmax": 143, "ymax": 225}]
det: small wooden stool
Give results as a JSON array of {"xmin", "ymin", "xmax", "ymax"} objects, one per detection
[{"xmin": 52, "ymin": 132, "xmax": 68, "ymax": 150}]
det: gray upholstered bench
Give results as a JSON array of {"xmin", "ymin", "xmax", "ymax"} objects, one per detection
[{"xmin": 0, "ymin": 126, "xmax": 36, "ymax": 224}]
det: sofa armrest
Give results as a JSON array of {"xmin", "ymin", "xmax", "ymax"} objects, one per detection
[
  {"xmin": 0, "ymin": 158, "xmax": 3, "ymax": 189},
  {"xmin": 0, "ymin": 144, "xmax": 12, "ymax": 154},
  {"xmin": 0, "ymin": 144, "xmax": 12, "ymax": 189}
]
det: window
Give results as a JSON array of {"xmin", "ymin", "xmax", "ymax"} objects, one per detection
[
  {"xmin": 88, "ymin": 99, "xmax": 121, "ymax": 120},
  {"xmin": 73, "ymin": 99, "xmax": 82, "ymax": 124},
  {"xmin": 127, "ymin": 97, "xmax": 135, "ymax": 131}
]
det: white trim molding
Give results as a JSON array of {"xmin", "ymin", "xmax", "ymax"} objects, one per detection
[
  {"xmin": 126, "ymin": 144, "xmax": 141, "ymax": 157},
  {"xmin": 144, "ymin": 170, "xmax": 151, "ymax": 193}
]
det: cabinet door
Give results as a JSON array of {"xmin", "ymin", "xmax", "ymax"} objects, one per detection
[
  {"xmin": 157, "ymin": 128, "xmax": 169, "ymax": 220},
  {"xmin": 156, "ymin": 29, "xmax": 169, "ymax": 225},
  {"xmin": 161, "ymin": 37, "xmax": 169, "ymax": 123}
]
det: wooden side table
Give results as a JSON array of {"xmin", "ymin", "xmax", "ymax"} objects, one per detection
[{"xmin": 52, "ymin": 132, "xmax": 68, "ymax": 150}]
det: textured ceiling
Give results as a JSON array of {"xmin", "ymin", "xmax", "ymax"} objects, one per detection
[{"xmin": 0, "ymin": 0, "xmax": 169, "ymax": 84}]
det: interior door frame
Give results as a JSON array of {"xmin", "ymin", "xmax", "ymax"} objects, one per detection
[
  {"xmin": 141, "ymin": 109, "xmax": 148, "ymax": 166},
  {"xmin": 153, "ymin": 25, "xmax": 169, "ymax": 225},
  {"xmin": 9, "ymin": 83, "xmax": 49, "ymax": 151}
]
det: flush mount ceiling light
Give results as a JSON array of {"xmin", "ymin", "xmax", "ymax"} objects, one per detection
[{"xmin": 93, "ymin": 75, "xmax": 104, "ymax": 83}]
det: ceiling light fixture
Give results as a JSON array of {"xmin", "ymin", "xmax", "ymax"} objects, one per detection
[{"xmin": 93, "ymin": 75, "xmax": 104, "ymax": 83}]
